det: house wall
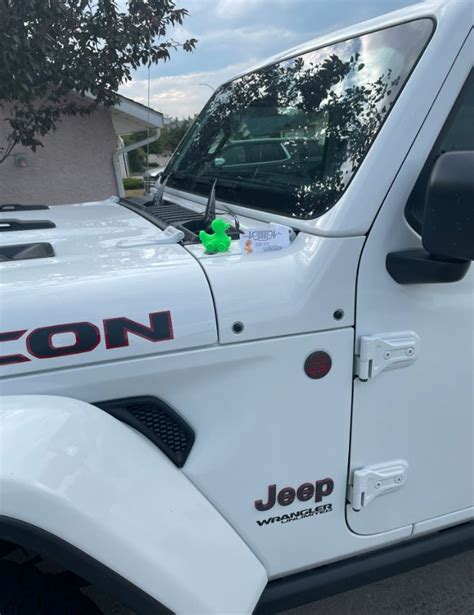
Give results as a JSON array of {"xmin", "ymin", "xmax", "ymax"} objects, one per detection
[{"xmin": 0, "ymin": 106, "xmax": 118, "ymax": 205}]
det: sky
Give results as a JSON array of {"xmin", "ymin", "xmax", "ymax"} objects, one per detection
[{"xmin": 119, "ymin": 0, "xmax": 421, "ymax": 119}]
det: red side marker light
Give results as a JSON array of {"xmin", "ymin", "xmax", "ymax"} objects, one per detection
[{"xmin": 304, "ymin": 351, "xmax": 332, "ymax": 379}]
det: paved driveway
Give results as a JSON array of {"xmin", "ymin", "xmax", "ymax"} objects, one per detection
[{"xmin": 90, "ymin": 551, "xmax": 473, "ymax": 614}]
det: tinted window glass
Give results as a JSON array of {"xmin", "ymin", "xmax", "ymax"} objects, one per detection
[
  {"xmin": 167, "ymin": 19, "xmax": 433, "ymax": 219},
  {"xmin": 406, "ymin": 71, "xmax": 474, "ymax": 233}
]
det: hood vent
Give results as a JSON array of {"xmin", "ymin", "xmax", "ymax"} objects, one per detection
[
  {"xmin": 0, "ymin": 243, "xmax": 55, "ymax": 262},
  {"xmin": 0, "ymin": 219, "xmax": 56, "ymax": 232},
  {"xmin": 0, "ymin": 204, "xmax": 50, "ymax": 212}
]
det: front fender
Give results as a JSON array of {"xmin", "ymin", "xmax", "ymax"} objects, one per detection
[{"xmin": 0, "ymin": 395, "xmax": 267, "ymax": 613}]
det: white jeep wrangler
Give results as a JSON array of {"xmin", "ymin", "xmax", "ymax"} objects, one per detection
[{"xmin": 0, "ymin": 1, "xmax": 473, "ymax": 613}]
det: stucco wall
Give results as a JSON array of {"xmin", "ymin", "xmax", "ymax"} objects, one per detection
[{"xmin": 0, "ymin": 106, "xmax": 118, "ymax": 205}]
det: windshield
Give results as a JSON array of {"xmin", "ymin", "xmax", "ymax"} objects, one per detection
[{"xmin": 166, "ymin": 19, "xmax": 433, "ymax": 219}]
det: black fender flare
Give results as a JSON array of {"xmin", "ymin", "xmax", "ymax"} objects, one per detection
[{"xmin": 0, "ymin": 516, "xmax": 170, "ymax": 615}]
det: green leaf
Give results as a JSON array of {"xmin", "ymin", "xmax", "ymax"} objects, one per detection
[{"xmin": 0, "ymin": 0, "xmax": 196, "ymax": 160}]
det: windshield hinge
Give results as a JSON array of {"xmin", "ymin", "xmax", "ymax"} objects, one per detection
[
  {"xmin": 354, "ymin": 331, "xmax": 419, "ymax": 381},
  {"xmin": 347, "ymin": 461, "xmax": 408, "ymax": 512}
]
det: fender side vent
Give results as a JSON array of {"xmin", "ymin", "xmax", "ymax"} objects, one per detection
[
  {"xmin": 0, "ymin": 242, "xmax": 55, "ymax": 262},
  {"xmin": 94, "ymin": 396, "xmax": 195, "ymax": 468},
  {"xmin": 0, "ymin": 204, "xmax": 50, "ymax": 211},
  {"xmin": 0, "ymin": 219, "xmax": 56, "ymax": 232}
]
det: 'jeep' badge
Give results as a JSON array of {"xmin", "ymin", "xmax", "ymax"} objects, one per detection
[{"xmin": 255, "ymin": 479, "xmax": 334, "ymax": 511}]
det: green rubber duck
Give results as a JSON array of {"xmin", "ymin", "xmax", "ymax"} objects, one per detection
[{"xmin": 199, "ymin": 218, "xmax": 232, "ymax": 253}]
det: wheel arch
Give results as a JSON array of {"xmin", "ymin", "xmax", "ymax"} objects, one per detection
[
  {"xmin": 0, "ymin": 516, "xmax": 167, "ymax": 614},
  {"xmin": 0, "ymin": 395, "xmax": 267, "ymax": 614}
]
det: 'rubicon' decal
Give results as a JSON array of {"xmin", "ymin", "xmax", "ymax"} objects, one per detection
[{"xmin": 0, "ymin": 311, "xmax": 173, "ymax": 366}]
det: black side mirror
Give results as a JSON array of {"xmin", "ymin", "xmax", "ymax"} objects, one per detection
[
  {"xmin": 386, "ymin": 151, "xmax": 472, "ymax": 284},
  {"xmin": 422, "ymin": 151, "xmax": 474, "ymax": 261}
]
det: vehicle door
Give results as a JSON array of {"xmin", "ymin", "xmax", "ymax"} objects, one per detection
[{"xmin": 348, "ymin": 36, "xmax": 473, "ymax": 535}]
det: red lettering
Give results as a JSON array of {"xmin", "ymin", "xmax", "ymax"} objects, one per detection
[
  {"xmin": 104, "ymin": 311, "xmax": 173, "ymax": 349},
  {"xmin": 0, "ymin": 330, "xmax": 30, "ymax": 366}
]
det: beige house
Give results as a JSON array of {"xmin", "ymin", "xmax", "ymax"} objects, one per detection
[{"xmin": 0, "ymin": 95, "xmax": 163, "ymax": 205}]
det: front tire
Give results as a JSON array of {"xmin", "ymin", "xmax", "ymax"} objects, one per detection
[{"xmin": 0, "ymin": 560, "xmax": 102, "ymax": 614}]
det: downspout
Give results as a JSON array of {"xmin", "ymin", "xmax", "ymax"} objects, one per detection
[{"xmin": 112, "ymin": 129, "xmax": 160, "ymax": 198}]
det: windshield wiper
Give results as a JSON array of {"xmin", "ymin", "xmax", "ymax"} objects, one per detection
[
  {"xmin": 202, "ymin": 180, "xmax": 217, "ymax": 228},
  {"xmin": 168, "ymin": 171, "xmax": 241, "ymax": 231},
  {"xmin": 152, "ymin": 173, "xmax": 170, "ymax": 206},
  {"xmin": 198, "ymin": 177, "xmax": 241, "ymax": 233}
]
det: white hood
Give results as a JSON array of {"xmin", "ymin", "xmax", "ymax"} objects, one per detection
[{"xmin": 0, "ymin": 199, "xmax": 217, "ymax": 377}]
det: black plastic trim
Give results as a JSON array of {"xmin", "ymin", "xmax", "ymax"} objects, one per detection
[
  {"xmin": 119, "ymin": 198, "xmax": 241, "ymax": 246},
  {"xmin": 95, "ymin": 396, "xmax": 195, "ymax": 468},
  {"xmin": 119, "ymin": 198, "xmax": 169, "ymax": 231},
  {"xmin": 0, "ymin": 242, "xmax": 55, "ymax": 262},
  {"xmin": 0, "ymin": 516, "xmax": 172, "ymax": 615},
  {"xmin": 255, "ymin": 522, "xmax": 474, "ymax": 614},
  {"xmin": 405, "ymin": 70, "xmax": 474, "ymax": 234},
  {"xmin": 386, "ymin": 249, "xmax": 470, "ymax": 284},
  {"xmin": 422, "ymin": 151, "xmax": 474, "ymax": 261},
  {"xmin": 0, "ymin": 219, "xmax": 55, "ymax": 232},
  {"xmin": 0, "ymin": 203, "xmax": 50, "ymax": 212}
]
